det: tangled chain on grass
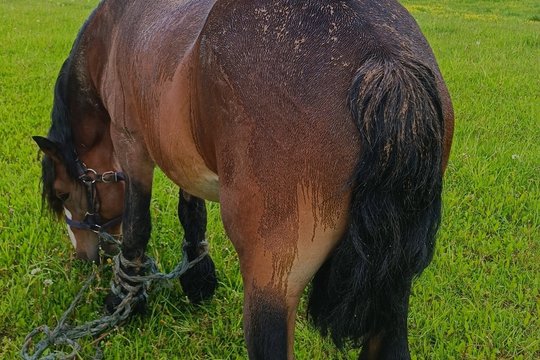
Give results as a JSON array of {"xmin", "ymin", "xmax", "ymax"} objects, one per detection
[{"xmin": 21, "ymin": 240, "xmax": 209, "ymax": 360}]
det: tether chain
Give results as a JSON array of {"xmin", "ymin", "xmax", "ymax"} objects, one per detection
[{"xmin": 21, "ymin": 240, "xmax": 209, "ymax": 360}]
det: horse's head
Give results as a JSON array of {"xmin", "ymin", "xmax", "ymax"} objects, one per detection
[
  {"xmin": 33, "ymin": 136, "xmax": 125, "ymax": 262},
  {"xmin": 33, "ymin": 58, "xmax": 124, "ymax": 262}
]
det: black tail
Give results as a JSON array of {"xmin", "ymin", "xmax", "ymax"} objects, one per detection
[{"xmin": 308, "ymin": 54, "xmax": 445, "ymax": 347}]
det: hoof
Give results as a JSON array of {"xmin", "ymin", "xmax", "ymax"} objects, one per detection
[
  {"xmin": 104, "ymin": 291, "xmax": 123, "ymax": 315},
  {"xmin": 180, "ymin": 254, "xmax": 218, "ymax": 304},
  {"xmin": 104, "ymin": 253, "xmax": 151, "ymax": 316},
  {"xmin": 104, "ymin": 290, "xmax": 147, "ymax": 316}
]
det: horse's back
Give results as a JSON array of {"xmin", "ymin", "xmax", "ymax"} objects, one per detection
[{"xmin": 198, "ymin": 0, "xmax": 443, "ymax": 95}]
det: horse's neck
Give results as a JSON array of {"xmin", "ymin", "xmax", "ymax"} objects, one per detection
[
  {"xmin": 74, "ymin": 1, "xmax": 118, "ymax": 89},
  {"xmin": 66, "ymin": 4, "xmax": 117, "ymax": 166}
]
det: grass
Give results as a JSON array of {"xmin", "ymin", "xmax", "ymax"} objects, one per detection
[{"xmin": 0, "ymin": 0, "xmax": 538, "ymax": 358}]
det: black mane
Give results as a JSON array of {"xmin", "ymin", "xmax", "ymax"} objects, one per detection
[
  {"xmin": 40, "ymin": 4, "xmax": 102, "ymax": 216},
  {"xmin": 40, "ymin": 58, "xmax": 81, "ymax": 216}
]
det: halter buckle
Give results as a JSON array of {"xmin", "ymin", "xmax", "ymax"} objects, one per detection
[
  {"xmin": 79, "ymin": 168, "xmax": 98, "ymax": 184},
  {"xmin": 90, "ymin": 223, "xmax": 102, "ymax": 233},
  {"xmin": 101, "ymin": 171, "xmax": 117, "ymax": 183}
]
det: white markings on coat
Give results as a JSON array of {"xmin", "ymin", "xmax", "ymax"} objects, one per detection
[{"xmin": 64, "ymin": 208, "xmax": 77, "ymax": 249}]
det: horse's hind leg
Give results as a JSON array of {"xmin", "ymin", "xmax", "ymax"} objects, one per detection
[
  {"xmin": 220, "ymin": 184, "xmax": 349, "ymax": 359},
  {"xmin": 177, "ymin": 189, "xmax": 217, "ymax": 303}
]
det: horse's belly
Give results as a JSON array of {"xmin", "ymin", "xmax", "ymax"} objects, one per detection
[
  {"xmin": 159, "ymin": 156, "xmax": 220, "ymax": 202},
  {"xmin": 148, "ymin": 108, "xmax": 220, "ymax": 202},
  {"xmin": 146, "ymin": 56, "xmax": 220, "ymax": 202}
]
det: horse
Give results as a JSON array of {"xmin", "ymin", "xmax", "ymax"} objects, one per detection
[{"xmin": 33, "ymin": 0, "xmax": 454, "ymax": 358}]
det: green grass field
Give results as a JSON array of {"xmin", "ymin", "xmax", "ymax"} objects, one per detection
[{"xmin": 0, "ymin": 0, "xmax": 538, "ymax": 358}]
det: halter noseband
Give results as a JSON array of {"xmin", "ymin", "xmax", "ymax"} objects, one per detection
[{"xmin": 64, "ymin": 159, "xmax": 125, "ymax": 238}]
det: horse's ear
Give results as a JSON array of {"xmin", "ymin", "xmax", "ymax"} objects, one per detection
[{"xmin": 32, "ymin": 136, "xmax": 63, "ymax": 163}]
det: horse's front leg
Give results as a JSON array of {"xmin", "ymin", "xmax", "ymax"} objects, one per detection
[
  {"xmin": 105, "ymin": 145, "xmax": 154, "ymax": 314},
  {"xmin": 177, "ymin": 189, "xmax": 217, "ymax": 303}
]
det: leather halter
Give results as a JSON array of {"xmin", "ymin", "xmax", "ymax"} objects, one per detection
[{"xmin": 64, "ymin": 159, "xmax": 125, "ymax": 235}]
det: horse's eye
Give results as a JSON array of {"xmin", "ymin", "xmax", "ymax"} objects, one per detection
[{"xmin": 57, "ymin": 192, "xmax": 70, "ymax": 202}]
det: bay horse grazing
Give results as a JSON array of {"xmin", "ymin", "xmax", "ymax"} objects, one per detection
[{"xmin": 34, "ymin": 0, "xmax": 454, "ymax": 358}]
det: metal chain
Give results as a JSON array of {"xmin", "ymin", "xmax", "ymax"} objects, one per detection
[{"xmin": 21, "ymin": 241, "xmax": 209, "ymax": 360}]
